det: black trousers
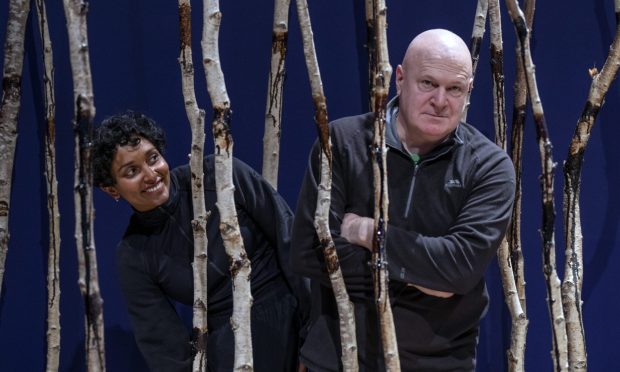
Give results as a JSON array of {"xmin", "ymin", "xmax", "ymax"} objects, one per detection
[{"xmin": 207, "ymin": 287, "xmax": 301, "ymax": 372}]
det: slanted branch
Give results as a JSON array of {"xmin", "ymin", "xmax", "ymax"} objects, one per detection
[
  {"xmin": 0, "ymin": 0, "xmax": 30, "ymax": 298},
  {"xmin": 62, "ymin": 0, "xmax": 106, "ymax": 370},
  {"xmin": 505, "ymin": 1, "xmax": 567, "ymax": 371},
  {"xmin": 202, "ymin": 1, "xmax": 253, "ymax": 370},
  {"xmin": 295, "ymin": 0, "xmax": 358, "ymax": 369},
  {"xmin": 561, "ymin": 16, "xmax": 620, "ymax": 372},
  {"xmin": 463, "ymin": 0, "xmax": 488, "ymax": 122},
  {"xmin": 488, "ymin": 1, "xmax": 529, "ymax": 371},
  {"xmin": 504, "ymin": 1, "xmax": 536, "ymax": 370},
  {"xmin": 34, "ymin": 0, "xmax": 62, "ymax": 369}
]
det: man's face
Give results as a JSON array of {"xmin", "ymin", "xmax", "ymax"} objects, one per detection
[
  {"xmin": 395, "ymin": 52, "xmax": 472, "ymax": 151},
  {"xmin": 103, "ymin": 137, "xmax": 171, "ymax": 212}
]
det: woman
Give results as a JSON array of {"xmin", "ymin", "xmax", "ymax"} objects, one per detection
[{"xmin": 93, "ymin": 111, "xmax": 307, "ymax": 372}]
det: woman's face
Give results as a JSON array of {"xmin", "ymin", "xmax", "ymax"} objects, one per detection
[{"xmin": 102, "ymin": 137, "xmax": 170, "ymax": 212}]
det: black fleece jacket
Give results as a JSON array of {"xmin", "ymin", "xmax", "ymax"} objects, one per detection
[
  {"xmin": 291, "ymin": 98, "xmax": 516, "ymax": 371},
  {"xmin": 116, "ymin": 155, "xmax": 308, "ymax": 371}
]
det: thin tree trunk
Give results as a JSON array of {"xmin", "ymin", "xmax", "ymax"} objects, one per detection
[
  {"xmin": 505, "ymin": 1, "xmax": 568, "ymax": 371},
  {"xmin": 178, "ymin": 1, "xmax": 210, "ymax": 370},
  {"xmin": 510, "ymin": 0, "xmax": 535, "ymax": 325},
  {"xmin": 489, "ymin": 2, "xmax": 528, "ymax": 371},
  {"xmin": 262, "ymin": 0, "xmax": 290, "ymax": 189},
  {"xmin": 561, "ymin": 18, "xmax": 620, "ymax": 372},
  {"xmin": 62, "ymin": 0, "xmax": 105, "ymax": 370},
  {"xmin": 463, "ymin": 0, "xmax": 488, "ymax": 122},
  {"xmin": 35, "ymin": 0, "xmax": 62, "ymax": 369},
  {"xmin": 0, "ymin": 0, "xmax": 30, "ymax": 298},
  {"xmin": 488, "ymin": 0, "xmax": 507, "ymax": 149},
  {"xmin": 369, "ymin": 1, "xmax": 399, "ymax": 371},
  {"xmin": 505, "ymin": 1, "xmax": 536, "ymax": 370},
  {"xmin": 202, "ymin": 2, "xmax": 253, "ymax": 370},
  {"xmin": 365, "ymin": 0, "xmax": 377, "ymax": 111},
  {"xmin": 295, "ymin": 1, "xmax": 358, "ymax": 370}
]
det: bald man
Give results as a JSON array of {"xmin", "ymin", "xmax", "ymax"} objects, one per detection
[{"xmin": 291, "ymin": 29, "xmax": 516, "ymax": 371}]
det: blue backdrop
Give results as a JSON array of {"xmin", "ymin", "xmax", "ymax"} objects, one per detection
[{"xmin": 1, "ymin": 1, "xmax": 619, "ymax": 371}]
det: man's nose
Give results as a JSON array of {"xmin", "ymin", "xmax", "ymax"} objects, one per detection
[{"xmin": 431, "ymin": 87, "xmax": 448, "ymax": 108}]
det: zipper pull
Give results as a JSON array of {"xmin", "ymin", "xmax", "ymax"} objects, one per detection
[{"xmin": 410, "ymin": 153, "xmax": 420, "ymax": 166}]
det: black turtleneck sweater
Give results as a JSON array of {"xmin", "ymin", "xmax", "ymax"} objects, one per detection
[{"xmin": 116, "ymin": 155, "xmax": 307, "ymax": 372}]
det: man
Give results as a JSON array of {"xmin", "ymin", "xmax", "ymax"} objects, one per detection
[{"xmin": 291, "ymin": 29, "xmax": 516, "ymax": 371}]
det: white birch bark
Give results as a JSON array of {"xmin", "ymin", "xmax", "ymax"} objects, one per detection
[
  {"xmin": 489, "ymin": 2, "xmax": 528, "ymax": 371},
  {"xmin": 365, "ymin": 0, "xmax": 377, "ymax": 111},
  {"xmin": 295, "ymin": 0, "xmax": 358, "ymax": 369},
  {"xmin": 0, "ymin": 0, "xmax": 30, "ymax": 298},
  {"xmin": 178, "ymin": 1, "xmax": 210, "ymax": 370},
  {"xmin": 510, "ymin": 0, "xmax": 535, "ymax": 326},
  {"xmin": 505, "ymin": 1, "xmax": 536, "ymax": 370},
  {"xmin": 505, "ymin": 1, "xmax": 568, "ymax": 371},
  {"xmin": 202, "ymin": 2, "xmax": 253, "ymax": 370},
  {"xmin": 488, "ymin": 0, "xmax": 507, "ymax": 150},
  {"xmin": 35, "ymin": 0, "xmax": 62, "ymax": 369},
  {"xmin": 370, "ymin": 1, "xmax": 399, "ymax": 370},
  {"xmin": 262, "ymin": 0, "xmax": 290, "ymax": 189},
  {"xmin": 463, "ymin": 0, "xmax": 488, "ymax": 122},
  {"xmin": 62, "ymin": 0, "xmax": 105, "ymax": 370},
  {"xmin": 561, "ymin": 18, "xmax": 620, "ymax": 372}
]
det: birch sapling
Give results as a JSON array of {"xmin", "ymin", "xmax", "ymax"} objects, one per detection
[
  {"xmin": 262, "ymin": 0, "xmax": 291, "ymax": 189},
  {"xmin": 202, "ymin": 2, "xmax": 254, "ymax": 370},
  {"xmin": 561, "ymin": 17, "xmax": 620, "ymax": 372},
  {"xmin": 35, "ymin": 0, "xmax": 62, "ymax": 369},
  {"xmin": 505, "ymin": 1, "xmax": 536, "ymax": 370},
  {"xmin": 509, "ymin": 0, "xmax": 535, "ymax": 324},
  {"xmin": 463, "ymin": 0, "xmax": 488, "ymax": 122},
  {"xmin": 488, "ymin": 2, "xmax": 528, "ymax": 370},
  {"xmin": 488, "ymin": 0, "xmax": 507, "ymax": 150},
  {"xmin": 505, "ymin": 1, "xmax": 568, "ymax": 371},
  {"xmin": 295, "ymin": 0, "xmax": 358, "ymax": 369},
  {"xmin": 370, "ymin": 1, "xmax": 400, "ymax": 371},
  {"xmin": 0, "ymin": 0, "xmax": 30, "ymax": 298},
  {"xmin": 62, "ymin": 0, "xmax": 106, "ymax": 370},
  {"xmin": 178, "ymin": 1, "xmax": 210, "ymax": 370},
  {"xmin": 365, "ymin": 0, "xmax": 377, "ymax": 111}
]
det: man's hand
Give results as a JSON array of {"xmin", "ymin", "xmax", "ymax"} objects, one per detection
[
  {"xmin": 341, "ymin": 213, "xmax": 454, "ymax": 298},
  {"xmin": 340, "ymin": 213, "xmax": 374, "ymax": 250}
]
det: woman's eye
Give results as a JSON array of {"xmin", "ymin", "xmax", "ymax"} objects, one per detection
[
  {"xmin": 124, "ymin": 167, "xmax": 137, "ymax": 178},
  {"xmin": 148, "ymin": 153, "xmax": 159, "ymax": 164}
]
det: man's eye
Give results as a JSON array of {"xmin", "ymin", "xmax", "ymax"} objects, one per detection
[
  {"xmin": 419, "ymin": 80, "xmax": 434, "ymax": 90},
  {"xmin": 448, "ymin": 86, "xmax": 464, "ymax": 97}
]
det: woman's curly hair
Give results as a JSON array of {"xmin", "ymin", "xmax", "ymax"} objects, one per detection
[{"xmin": 92, "ymin": 111, "xmax": 166, "ymax": 187}]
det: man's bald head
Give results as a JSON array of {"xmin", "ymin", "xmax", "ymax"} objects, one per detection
[
  {"xmin": 394, "ymin": 29, "xmax": 474, "ymax": 155},
  {"xmin": 402, "ymin": 29, "xmax": 472, "ymax": 77}
]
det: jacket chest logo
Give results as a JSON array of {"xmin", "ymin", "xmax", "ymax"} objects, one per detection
[{"xmin": 445, "ymin": 179, "xmax": 462, "ymax": 188}]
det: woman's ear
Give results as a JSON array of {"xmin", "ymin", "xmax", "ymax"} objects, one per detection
[{"xmin": 102, "ymin": 186, "xmax": 121, "ymax": 201}]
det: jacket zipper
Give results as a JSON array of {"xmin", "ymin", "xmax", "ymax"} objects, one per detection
[
  {"xmin": 403, "ymin": 154, "xmax": 420, "ymax": 219},
  {"xmin": 402, "ymin": 146, "xmax": 454, "ymax": 219}
]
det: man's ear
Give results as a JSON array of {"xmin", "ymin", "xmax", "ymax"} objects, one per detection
[
  {"xmin": 395, "ymin": 64, "xmax": 404, "ymax": 95},
  {"xmin": 101, "ymin": 186, "xmax": 120, "ymax": 201}
]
